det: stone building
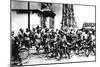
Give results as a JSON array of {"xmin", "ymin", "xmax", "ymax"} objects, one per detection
[{"xmin": 11, "ymin": 1, "xmax": 77, "ymax": 35}]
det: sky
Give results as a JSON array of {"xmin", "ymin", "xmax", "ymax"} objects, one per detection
[{"xmin": 73, "ymin": 5, "xmax": 95, "ymax": 28}]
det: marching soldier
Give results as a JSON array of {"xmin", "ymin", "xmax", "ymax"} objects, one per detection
[{"xmin": 24, "ymin": 28, "xmax": 31, "ymax": 49}]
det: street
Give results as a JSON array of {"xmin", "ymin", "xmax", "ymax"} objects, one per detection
[{"xmin": 22, "ymin": 46, "xmax": 95, "ymax": 65}]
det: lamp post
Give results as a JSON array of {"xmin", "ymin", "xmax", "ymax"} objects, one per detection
[{"xmin": 28, "ymin": 1, "xmax": 30, "ymax": 30}]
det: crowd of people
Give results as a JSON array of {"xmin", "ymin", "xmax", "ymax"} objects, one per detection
[{"xmin": 11, "ymin": 25, "xmax": 96, "ymax": 65}]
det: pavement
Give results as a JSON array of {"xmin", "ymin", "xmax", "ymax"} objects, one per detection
[{"xmin": 21, "ymin": 46, "xmax": 95, "ymax": 65}]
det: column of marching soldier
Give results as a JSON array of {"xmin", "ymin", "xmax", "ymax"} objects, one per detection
[{"xmin": 11, "ymin": 25, "xmax": 96, "ymax": 65}]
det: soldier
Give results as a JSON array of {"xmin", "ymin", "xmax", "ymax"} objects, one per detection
[
  {"xmin": 35, "ymin": 27, "xmax": 41, "ymax": 55},
  {"xmin": 24, "ymin": 28, "xmax": 30, "ymax": 49},
  {"xmin": 30, "ymin": 28, "xmax": 36, "ymax": 47},
  {"xmin": 11, "ymin": 31, "xmax": 21, "ymax": 65},
  {"xmin": 85, "ymin": 31, "xmax": 95, "ymax": 57},
  {"xmin": 17, "ymin": 28, "xmax": 25, "ymax": 47},
  {"xmin": 43, "ymin": 28, "xmax": 50, "ymax": 57}
]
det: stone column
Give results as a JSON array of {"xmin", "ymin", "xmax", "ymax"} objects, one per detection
[{"xmin": 49, "ymin": 17, "xmax": 54, "ymax": 29}]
